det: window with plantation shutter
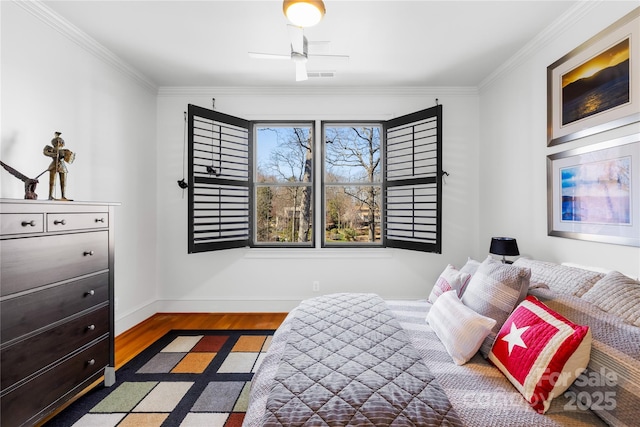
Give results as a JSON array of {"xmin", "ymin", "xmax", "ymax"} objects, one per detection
[
  {"xmin": 187, "ymin": 103, "xmax": 443, "ymax": 254},
  {"xmin": 188, "ymin": 104, "xmax": 251, "ymax": 253},
  {"xmin": 384, "ymin": 105, "xmax": 443, "ymax": 253}
]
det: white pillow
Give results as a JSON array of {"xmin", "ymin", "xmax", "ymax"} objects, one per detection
[
  {"xmin": 426, "ymin": 290, "xmax": 497, "ymax": 365},
  {"xmin": 428, "ymin": 264, "xmax": 472, "ymax": 303},
  {"xmin": 459, "ymin": 257, "xmax": 482, "ymax": 277}
]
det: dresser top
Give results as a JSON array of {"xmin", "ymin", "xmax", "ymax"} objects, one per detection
[
  {"xmin": 0, "ymin": 199, "xmax": 120, "ymax": 214},
  {"xmin": 1, "ymin": 199, "xmax": 119, "ymax": 205}
]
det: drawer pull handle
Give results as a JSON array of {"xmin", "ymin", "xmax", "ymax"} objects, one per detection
[
  {"xmin": 21, "ymin": 220, "xmax": 36, "ymax": 227},
  {"xmin": 95, "ymin": 218, "xmax": 105, "ymax": 223},
  {"xmin": 87, "ymin": 324, "xmax": 96, "ymax": 331},
  {"xmin": 87, "ymin": 359, "xmax": 96, "ymax": 366},
  {"xmin": 84, "ymin": 250, "xmax": 95, "ymax": 256},
  {"xmin": 53, "ymin": 219, "xmax": 66, "ymax": 225},
  {"xmin": 86, "ymin": 290, "xmax": 95, "ymax": 297}
]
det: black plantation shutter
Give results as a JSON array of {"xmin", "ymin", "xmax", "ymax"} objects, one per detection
[
  {"xmin": 384, "ymin": 105, "xmax": 443, "ymax": 253},
  {"xmin": 188, "ymin": 104, "xmax": 251, "ymax": 253}
]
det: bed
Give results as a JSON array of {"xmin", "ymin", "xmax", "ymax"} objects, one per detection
[{"xmin": 245, "ymin": 258, "xmax": 640, "ymax": 426}]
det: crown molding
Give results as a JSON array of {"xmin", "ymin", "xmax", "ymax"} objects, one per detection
[
  {"xmin": 479, "ymin": 0, "xmax": 603, "ymax": 90},
  {"xmin": 14, "ymin": 0, "xmax": 158, "ymax": 93},
  {"xmin": 157, "ymin": 86, "xmax": 478, "ymax": 98}
]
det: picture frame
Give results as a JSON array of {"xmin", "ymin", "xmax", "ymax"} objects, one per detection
[
  {"xmin": 547, "ymin": 133, "xmax": 639, "ymax": 247},
  {"xmin": 547, "ymin": 7, "xmax": 640, "ymax": 146}
]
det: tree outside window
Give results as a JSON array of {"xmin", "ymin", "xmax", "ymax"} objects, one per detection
[
  {"xmin": 324, "ymin": 124, "xmax": 382, "ymax": 246},
  {"xmin": 254, "ymin": 125, "xmax": 313, "ymax": 245}
]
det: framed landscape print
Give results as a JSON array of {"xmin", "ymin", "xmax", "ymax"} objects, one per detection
[
  {"xmin": 547, "ymin": 7, "xmax": 640, "ymax": 146},
  {"xmin": 547, "ymin": 134, "xmax": 639, "ymax": 247}
]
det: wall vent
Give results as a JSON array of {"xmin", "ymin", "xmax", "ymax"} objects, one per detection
[{"xmin": 307, "ymin": 71, "xmax": 335, "ymax": 78}]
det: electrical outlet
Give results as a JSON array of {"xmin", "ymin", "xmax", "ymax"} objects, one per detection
[
  {"xmin": 312, "ymin": 281, "xmax": 320, "ymax": 292},
  {"xmin": 114, "ymin": 298, "xmax": 119, "ymax": 312}
]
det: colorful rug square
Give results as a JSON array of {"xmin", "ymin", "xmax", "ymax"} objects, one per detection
[{"xmin": 44, "ymin": 329, "xmax": 275, "ymax": 427}]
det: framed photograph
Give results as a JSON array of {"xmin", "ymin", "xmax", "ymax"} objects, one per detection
[
  {"xmin": 547, "ymin": 7, "xmax": 640, "ymax": 146},
  {"xmin": 547, "ymin": 133, "xmax": 639, "ymax": 247}
]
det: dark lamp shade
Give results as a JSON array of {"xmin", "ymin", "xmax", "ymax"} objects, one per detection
[{"xmin": 489, "ymin": 237, "xmax": 519, "ymax": 256}]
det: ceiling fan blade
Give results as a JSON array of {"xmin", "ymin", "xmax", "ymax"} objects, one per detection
[
  {"xmin": 287, "ymin": 25, "xmax": 305, "ymax": 54},
  {"xmin": 308, "ymin": 54, "xmax": 350, "ymax": 62},
  {"xmin": 295, "ymin": 61, "xmax": 308, "ymax": 81},
  {"xmin": 248, "ymin": 52, "xmax": 290, "ymax": 60}
]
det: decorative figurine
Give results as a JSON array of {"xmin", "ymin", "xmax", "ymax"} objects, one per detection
[
  {"xmin": 0, "ymin": 160, "xmax": 48, "ymax": 199},
  {"xmin": 43, "ymin": 131, "xmax": 75, "ymax": 200}
]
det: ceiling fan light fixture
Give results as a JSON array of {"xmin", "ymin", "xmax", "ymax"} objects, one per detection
[{"xmin": 283, "ymin": 0, "xmax": 325, "ymax": 27}]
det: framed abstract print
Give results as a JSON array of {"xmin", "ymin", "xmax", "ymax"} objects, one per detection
[{"xmin": 547, "ymin": 133, "xmax": 639, "ymax": 247}]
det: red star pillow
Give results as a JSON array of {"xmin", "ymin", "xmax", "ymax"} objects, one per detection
[{"xmin": 488, "ymin": 295, "xmax": 591, "ymax": 414}]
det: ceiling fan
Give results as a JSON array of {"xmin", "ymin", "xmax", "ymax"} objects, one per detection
[{"xmin": 248, "ymin": 25, "xmax": 349, "ymax": 81}]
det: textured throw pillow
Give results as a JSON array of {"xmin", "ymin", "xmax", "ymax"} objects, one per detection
[
  {"xmin": 488, "ymin": 296, "xmax": 592, "ymax": 414},
  {"xmin": 428, "ymin": 264, "xmax": 472, "ymax": 303},
  {"xmin": 461, "ymin": 258, "xmax": 531, "ymax": 357},
  {"xmin": 512, "ymin": 258, "xmax": 604, "ymax": 297},
  {"xmin": 512, "ymin": 258, "xmax": 555, "ymax": 289},
  {"xmin": 581, "ymin": 271, "xmax": 640, "ymax": 327},
  {"xmin": 427, "ymin": 290, "xmax": 496, "ymax": 365}
]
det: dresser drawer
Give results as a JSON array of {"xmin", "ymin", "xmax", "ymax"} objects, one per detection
[
  {"xmin": 1, "ymin": 306, "xmax": 109, "ymax": 391},
  {"xmin": 0, "ymin": 213, "xmax": 44, "ymax": 235},
  {"xmin": 47, "ymin": 212, "xmax": 109, "ymax": 232},
  {"xmin": 0, "ymin": 231, "xmax": 108, "ymax": 297},
  {"xmin": 1, "ymin": 337, "xmax": 109, "ymax": 427},
  {"xmin": 1, "ymin": 272, "xmax": 108, "ymax": 343}
]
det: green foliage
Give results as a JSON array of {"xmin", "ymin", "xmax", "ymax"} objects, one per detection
[
  {"xmin": 256, "ymin": 186, "xmax": 274, "ymax": 241},
  {"xmin": 342, "ymin": 228, "xmax": 357, "ymax": 241}
]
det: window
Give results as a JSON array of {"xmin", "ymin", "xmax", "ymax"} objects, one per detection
[
  {"xmin": 323, "ymin": 123, "xmax": 382, "ymax": 246},
  {"xmin": 187, "ymin": 104, "xmax": 442, "ymax": 253},
  {"xmin": 254, "ymin": 124, "xmax": 314, "ymax": 247}
]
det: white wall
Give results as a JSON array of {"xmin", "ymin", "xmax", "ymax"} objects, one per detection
[
  {"xmin": 0, "ymin": 2, "xmax": 159, "ymax": 334},
  {"xmin": 155, "ymin": 88, "xmax": 480, "ymax": 312},
  {"xmin": 478, "ymin": 1, "xmax": 640, "ymax": 279}
]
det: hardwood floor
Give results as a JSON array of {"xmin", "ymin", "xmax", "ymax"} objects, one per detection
[
  {"xmin": 38, "ymin": 312, "xmax": 288, "ymax": 426},
  {"xmin": 115, "ymin": 312, "xmax": 288, "ymax": 368}
]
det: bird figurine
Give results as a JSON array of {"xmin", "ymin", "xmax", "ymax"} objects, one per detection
[{"xmin": 0, "ymin": 160, "xmax": 48, "ymax": 200}]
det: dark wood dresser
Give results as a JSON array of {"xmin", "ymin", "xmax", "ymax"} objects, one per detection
[{"xmin": 0, "ymin": 199, "xmax": 117, "ymax": 427}]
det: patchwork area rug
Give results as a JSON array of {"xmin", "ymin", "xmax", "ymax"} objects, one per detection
[{"xmin": 45, "ymin": 329, "xmax": 275, "ymax": 427}]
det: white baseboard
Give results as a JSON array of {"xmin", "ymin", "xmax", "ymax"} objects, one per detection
[
  {"xmin": 158, "ymin": 298, "xmax": 300, "ymax": 313},
  {"xmin": 114, "ymin": 299, "xmax": 163, "ymax": 336}
]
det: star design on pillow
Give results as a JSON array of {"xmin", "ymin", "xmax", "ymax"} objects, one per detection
[{"xmin": 502, "ymin": 322, "xmax": 530, "ymax": 356}]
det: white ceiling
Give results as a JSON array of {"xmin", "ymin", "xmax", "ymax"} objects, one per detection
[{"xmin": 43, "ymin": 0, "xmax": 578, "ymax": 88}]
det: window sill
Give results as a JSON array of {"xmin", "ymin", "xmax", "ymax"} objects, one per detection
[{"xmin": 244, "ymin": 248, "xmax": 394, "ymax": 259}]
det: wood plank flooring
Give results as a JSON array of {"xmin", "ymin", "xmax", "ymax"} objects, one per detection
[
  {"xmin": 38, "ymin": 312, "xmax": 288, "ymax": 426},
  {"xmin": 115, "ymin": 312, "xmax": 288, "ymax": 368}
]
